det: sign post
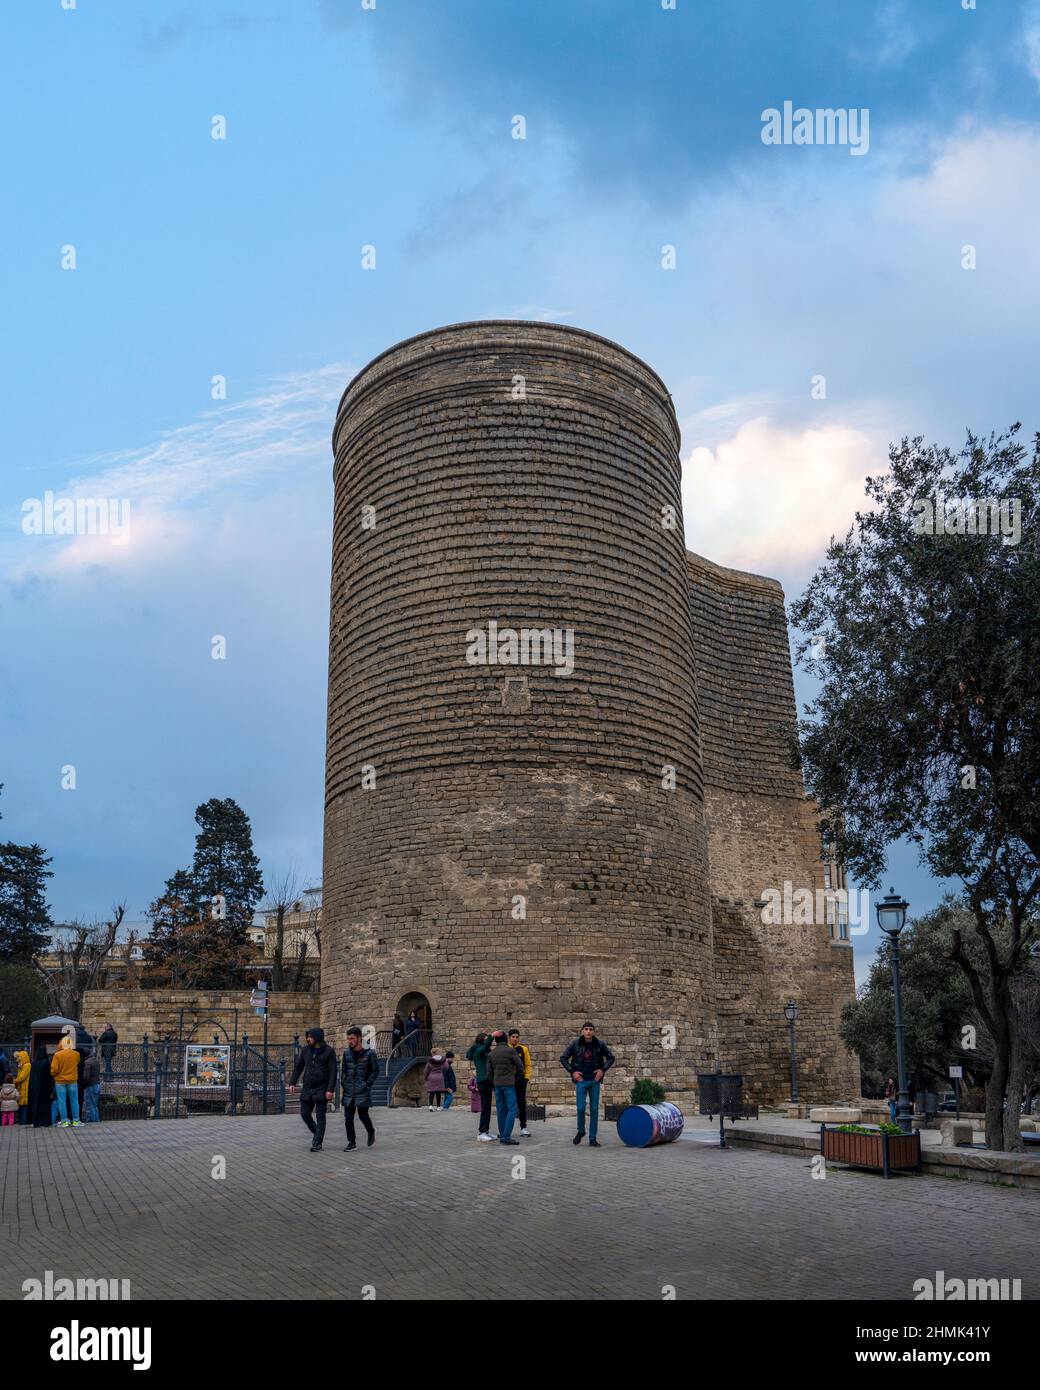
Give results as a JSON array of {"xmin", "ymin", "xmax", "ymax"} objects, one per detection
[
  {"xmin": 250, "ymin": 980, "xmax": 270, "ymax": 1115},
  {"xmin": 949, "ymin": 1064, "xmax": 963, "ymax": 1121}
]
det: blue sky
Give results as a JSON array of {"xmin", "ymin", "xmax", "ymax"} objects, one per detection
[{"xmin": 2, "ymin": 0, "xmax": 1039, "ymax": 985}]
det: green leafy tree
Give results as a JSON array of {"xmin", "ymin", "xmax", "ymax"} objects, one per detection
[
  {"xmin": 840, "ymin": 900, "xmax": 975, "ymax": 1090},
  {"xmin": 792, "ymin": 425, "xmax": 1040, "ymax": 1151},
  {"xmin": 0, "ymin": 842, "xmax": 54, "ymax": 962}
]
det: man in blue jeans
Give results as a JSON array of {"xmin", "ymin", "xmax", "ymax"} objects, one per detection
[
  {"xmin": 488, "ymin": 1031, "xmax": 522, "ymax": 1145},
  {"xmin": 560, "ymin": 1022, "xmax": 615, "ymax": 1147}
]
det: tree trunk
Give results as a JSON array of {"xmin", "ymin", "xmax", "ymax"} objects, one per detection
[
  {"xmin": 273, "ymin": 906, "xmax": 285, "ymax": 992},
  {"xmin": 1002, "ymin": 1012, "xmax": 1024, "ymax": 1153}
]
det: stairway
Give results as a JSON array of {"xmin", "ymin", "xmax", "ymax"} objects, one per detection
[{"xmin": 370, "ymin": 1054, "xmax": 424, "ymax": 1107}]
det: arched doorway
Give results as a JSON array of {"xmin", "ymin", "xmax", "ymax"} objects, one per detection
[{"xmin": 395, "ymin": 991, "xmax": 433, "ymax": 1058}]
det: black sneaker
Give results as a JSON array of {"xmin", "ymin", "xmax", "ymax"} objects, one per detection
[
  {"xmin": 500, "ymin": 1137, "xmax": 520, "ymax": 1145},
  {"xmin": 343, "ymin": 1142, "xmax": 357, "ymax": 1152},
  {"xmin": 367, "ymin": 1131, "xmax": 376, "ymax": 1147},
  {"xmin": 573, "ymin": 1132, "xmax": 584, "ymax": 1145},
  {"xmin": 589, "ymin": 1138, "xmax": 600, "ymax": 1147},
  {"xmin": 310, "ymin": 1141, "xmax": 322, "ymax": 1152}
]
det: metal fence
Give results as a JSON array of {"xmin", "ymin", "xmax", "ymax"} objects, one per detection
[{"xmin": 2, "ymin": 1036, "xmax": 299, "ymax": 1122}]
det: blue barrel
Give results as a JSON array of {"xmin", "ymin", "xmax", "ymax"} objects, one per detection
[{"xmin": 616, "ymin": 1101, "xmax": 684, "ymax": 1147}]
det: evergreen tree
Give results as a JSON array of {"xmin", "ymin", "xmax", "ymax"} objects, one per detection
[
  {"xmin": 143, "ymin": 800, "xmax": 263, "ymax": 988},
  {"xmin": 0, "ymin": 842, "xmax": 54, "ymax": 962}
]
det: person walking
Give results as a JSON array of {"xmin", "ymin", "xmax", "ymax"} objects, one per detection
[
  {"xmin": 465, "ymin": 1032, "xmax": 494, "ymax": 1140},
  {"xmin": 339, "ymin": 1026, "xmax": 378, "ymax": 1151},
  {"xmin": 884, "ymin": 1075, "xmax": 897, "ymax": 1122},
  {"xmin": 560, "ymin": 1022, "xmax": 615, "ymax": 1147},
  {"xmin": 508, "ymin": 1028, "xmax": 533, "ymax": 1137},
  {"xmin": 404, "ymin": 1010, "xmax": 421, "ymax": 1056},
  {"xmin": 51, "ymin": 1040, "xmax": 81, "ymax": 1128},
  {"xmin": 488, "ymin": 1030, "xmax": 523, "ymax": 1145},
  {"xmin": 27, "ymin": 1045, "xmax": 54, "ymax": 1128},
  {"xmin": 442, "ymin": 1052, "xmax": 457, "ymax": 1110},
  {"xmin": 0, "ymin": 1074, "xmax": 19, "ymax": 1127},
  {"xmin": 14, "ymin": 1049, "xmax": 30, "ymax": 1125},
  {"xmin": 288, "ymin": 1027, "xmax": 338, "ymax": 1151},
  {"xmin": 423, "ymin": 1050, "xmax": 447, "ymax": 1110},
  {"xmin": 81, "ymin": 1048, "xmax": 101, "ymax": 1123},
  {"xmin": 98, "ymin": 1023, "xmax": 118, "ymax": 1079}
]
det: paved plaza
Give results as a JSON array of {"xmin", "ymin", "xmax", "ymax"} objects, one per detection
[{"xmin": 1, "ymin": 1108, "xmax": 1035, "ymax": 1301}]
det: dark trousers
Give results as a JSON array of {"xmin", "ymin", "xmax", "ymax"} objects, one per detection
[
  {"xmin": 428, "ymin": 1090, "xmax": 443, "ymax": 1106},
  {"xmin": 515, "ymin": 1077, "xmax": 528, "ymax": 1127},
  {"xmin": 477, "ymin": 1078, "xmax": 493, "ymax": 1134},
  {"xmin": 300, "ymin": 1096, "xmax": 328, "ymax": 1144},
  {"xmin": 344, "ymin": 1101, "xmax": 374, "ymax": 1145}
]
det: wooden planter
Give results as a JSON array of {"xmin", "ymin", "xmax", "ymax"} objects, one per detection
[{"xmin": 820, "ymin": 1124, "xmax": 921, "ymax": 1178}]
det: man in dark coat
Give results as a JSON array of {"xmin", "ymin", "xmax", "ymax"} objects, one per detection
[
  {"xmin": 98, "ymin": 1024, "xmax": 118, "ymax": 1078},
  {"xmin": 289, "ymin": 1027, "xmax": 337, "ymax": 1151},
  {"xmin": 340, "ymin": 1026, "xmax": 379, "ymax": 1152},
  {"xmin": 560, "ymin": 1022, "xmax": 615, "ymax": 1147}
]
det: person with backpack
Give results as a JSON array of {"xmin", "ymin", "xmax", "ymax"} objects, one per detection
[
  {"xmin": 488, "ymin": 1030, "xmax": 523, "ymax": 1146},
  {"xmin": 442, "ymin": 1052, "xmax": 458, "ymax": 1110},
  {"xmin": 560, "ymin": 1022, "xmax": 615, "ymax": 1147},
  {"xmin": 339, "ymin": 1026, "xmax": 378, "ymax": 1151},
  {"xmin": 465, "ymin": 1032, "xmax": 494, "ymax": 1140},
  {"xmin": 288, "ymin": 1027, "xmax": 338, "ymax": 1152},
  {"xmin": 508, "ymin": 1028, "xmax": 533, "ymax": 1137}
]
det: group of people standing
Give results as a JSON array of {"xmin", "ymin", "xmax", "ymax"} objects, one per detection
[
  {"xmin": 466, "ymin": 1022, "xmax": 616, "ymax": 1146},
  {"xmin": 288, "ymin": 1020, "xmax": 617, "ymax": 1152},
  {"xmin": 0, "ymin": 1037, "xmax": 112, "ymax": 1129}
]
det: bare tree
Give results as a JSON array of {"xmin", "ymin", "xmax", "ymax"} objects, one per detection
[
  {"xmin": 259, "ymin": 867, "xmax": 299, "ymax": 991},
  {"xmin": 36, "ymin": 903, "xmax": 125, "ymax": 1020}
]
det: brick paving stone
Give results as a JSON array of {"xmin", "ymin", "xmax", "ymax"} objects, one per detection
[{"xmin": 1, "ymin": 1109, "xmax": 1036, "ymax": 1301}]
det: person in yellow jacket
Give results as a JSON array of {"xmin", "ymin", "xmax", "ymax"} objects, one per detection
[
  {"xmin": 14, "ymin": 1050, "xmax": 30, "ymax": 1126},
  {"xmin": 508, "ymin": 1028, "xmax": 533, "ymax": 1138},
  {"xmin": 51, "ymin": 1043, "xmax": 82, "ymax": 1127}
]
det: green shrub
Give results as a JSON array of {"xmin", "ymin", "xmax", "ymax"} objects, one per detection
[{"xmin": 630, "ymin": 1079, "xmax": 666, "ymax": 1105}]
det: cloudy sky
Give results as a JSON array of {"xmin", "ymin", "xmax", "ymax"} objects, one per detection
[{"xmin": 3, "ymin": 1, "xmax": 1039, "ymax": 982}]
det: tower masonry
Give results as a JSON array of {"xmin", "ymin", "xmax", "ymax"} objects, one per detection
[{"xmin": 322, "ymin": 321, "xmax": 857, "ymax": 1104}]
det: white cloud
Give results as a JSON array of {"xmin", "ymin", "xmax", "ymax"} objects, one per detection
[
  {"xmin": 681, "ymin": 416, "xmax": 880, "ymax": 585},
  {"xmin": 1022, "ymin": 0, "xmax": 1040, "ymax": 88},
  {"xmin": 4, "ymin": 364, "xmax": 350, "ymax": 583}
]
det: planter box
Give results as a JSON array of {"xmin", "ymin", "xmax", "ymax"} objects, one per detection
[{"xmin": 820, "ymin": 1124, "xmax": 921, "ymax": 1178}]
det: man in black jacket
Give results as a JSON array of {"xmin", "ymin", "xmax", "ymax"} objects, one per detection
[
  {"xmin": 340, "ymin": 1026, "xmax": 379, "ymax": 1152},
  {"xmin": 98, "ymin": 1024, "xmax": 118, "ymax": 1079},
  {"xmin": 559, "ymin": 1022, "xmax": 615, "ymax": 1147},
  {"xmin": 289, "ymin": 1027, "xmax": 338, "ymax": 1151}
]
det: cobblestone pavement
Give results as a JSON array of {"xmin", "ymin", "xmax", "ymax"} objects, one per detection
[{"xmin": 1, "ymin": 1108, "xmax": 1036, "ymax": 1301}]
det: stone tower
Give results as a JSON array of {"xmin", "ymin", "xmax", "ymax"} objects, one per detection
[{"xmin": 323, "ymin": 321, "xmax": 857, "ymax": 1103}]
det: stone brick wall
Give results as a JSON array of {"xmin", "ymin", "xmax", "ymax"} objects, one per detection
[
  {"xmin": 321, "ymin": 322, "xmax": 857, "ymax": 1107},
  {"xmin": 324, "ymin": 322, "xmax": 716, "ymax": 1103},
  {"xmin": 686, "ymin": 552, "xmax": 859, "ymax": 1100},
  {"xmin": 81, "ymin": 989, "xmax": 316, "ymax": 1045}
]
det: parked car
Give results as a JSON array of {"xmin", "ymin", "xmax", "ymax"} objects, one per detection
[{"xmin": 939, "ymin": 1090, "xmax": 958, "ymax": 1112}]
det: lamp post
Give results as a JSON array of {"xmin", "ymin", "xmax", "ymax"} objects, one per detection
[
  {"xmin": 876, "ymin": 887, "xmax": 913, "ymax": 1136},
  {"xmin": 784, "ymin": 1000, "xmax": 798, "ymax": 1103}
]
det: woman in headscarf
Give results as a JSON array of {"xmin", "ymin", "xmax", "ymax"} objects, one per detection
[{"xmin": 27, "ymin": 1044, "xmax": 54, "ymax": 1128}]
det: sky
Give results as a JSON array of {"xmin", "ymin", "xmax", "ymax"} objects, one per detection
[{"xmin": 2, "ymin": 0, "xmax": 1039, "ymax": 987}]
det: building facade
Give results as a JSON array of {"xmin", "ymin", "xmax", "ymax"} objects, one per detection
[{"xmin": 321, "ymin": 321, "xmax": 858, "ymax": 1103}]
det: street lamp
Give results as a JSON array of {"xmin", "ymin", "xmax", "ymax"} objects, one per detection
[
  {"xmin": 876, "ymin": 887, "xmax": 913, "ymax": 1135},
  {"xmin": 784, "ymin": 1000, "xmax": 798, "ymax": 1103}
]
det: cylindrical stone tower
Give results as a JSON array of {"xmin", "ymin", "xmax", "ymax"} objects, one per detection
[{"xmin": 323, "ymin": 321, "xmax": 716, "ymax": 1100}]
